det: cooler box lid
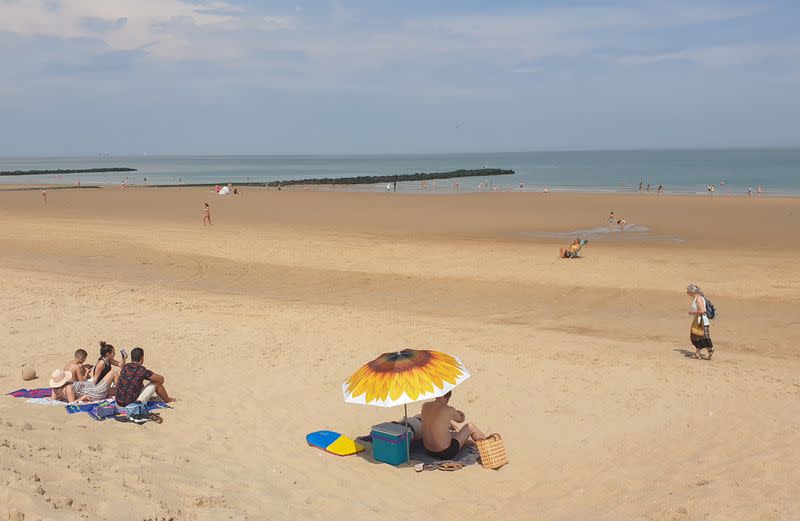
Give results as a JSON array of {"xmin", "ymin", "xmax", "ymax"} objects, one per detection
[{"xmin": 371, "ymin": 422, "xmax": 410, "ymax": 437}]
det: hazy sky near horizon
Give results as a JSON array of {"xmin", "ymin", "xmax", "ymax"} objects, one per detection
[{"xmin": 1, "ymin": 0, "xmax": 798, "ymax": 156}]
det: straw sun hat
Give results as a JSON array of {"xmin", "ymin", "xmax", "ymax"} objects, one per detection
[{"xmin": 48, "ymin": 369, "xmax": 72, "ymax": 388}]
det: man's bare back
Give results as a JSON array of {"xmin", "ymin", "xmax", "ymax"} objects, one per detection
[{"xmin": 421, "ymin": 392, "xmax": 486, "ymax": 459}]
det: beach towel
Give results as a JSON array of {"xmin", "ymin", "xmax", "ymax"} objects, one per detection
[
  {"xmin": 7, "ymin": 388, "xmax": 51, "ymax": 399},
  {"xmin": 410, "ymin": 444, "xmax": 479, "ymax": 467},
  {"xmin": 66, "ymin": 398, "xmax": 170, "ymax": 418},
  {"xmin": 25, "ymin": 397, "xmax": 63, "ymax": 407},
  {"xmin": 356, "ymin": 433, "xmax": 479, "ymax": 467}
]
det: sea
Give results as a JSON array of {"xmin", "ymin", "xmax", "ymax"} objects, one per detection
[{"xmin": 1, "ymin": 148, "xmax": 798, "ymax": 195}]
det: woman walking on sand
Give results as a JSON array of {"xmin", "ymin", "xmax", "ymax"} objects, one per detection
[
  {"xmin": 687, "ymin": 283, "xmax": 714, "ymax": 360},
  {"xmin": 202, "ymin": 203, "xmax": 212, "ymax": 226}
]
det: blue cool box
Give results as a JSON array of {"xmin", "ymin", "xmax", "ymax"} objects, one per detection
[{"xmin": 371, "ymin": 422, "xmax": 410, "ymax": 466}]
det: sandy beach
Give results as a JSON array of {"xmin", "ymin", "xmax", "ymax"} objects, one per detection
[{"xmin": 1, "ymin": 187, "xmax": 799, "ymax": 521}]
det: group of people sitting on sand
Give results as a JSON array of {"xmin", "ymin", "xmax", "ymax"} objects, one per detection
[{"xmin": 48, "ymin": 342, "xmax": 173, "ymax": 407}]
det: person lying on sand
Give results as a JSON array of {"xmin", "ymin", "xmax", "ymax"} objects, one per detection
[
  {"xmin": 50, "ymin": 369, "xmax": 77, "ymax": 402},
  {"xmin": 64, "ymin": 349, "xmax": 91, "ymax": 383},
  {"xmin": 421, "ymin": 391, "xmax": 486, "ymax": 460},
  {"xmin": 115, "ymin": 347, "xmax": 174, "ymax": 407},
  {"xmin": 50, "ymin": 366, "xmax": 120, "ymax": 403}
]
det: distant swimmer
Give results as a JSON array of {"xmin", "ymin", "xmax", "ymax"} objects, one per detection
[{"xmin": 203, "ymin": 203, "xmax": 212, "ymax": 226}]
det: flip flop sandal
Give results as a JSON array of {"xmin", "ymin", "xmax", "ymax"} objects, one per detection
[
  {"xmin": 414, "ymin": 463, "xmax": 439, "ymax": 472},
  {"xmin": 148, "ymin": 412, "xmax": 163, "ymax": 424},
  {"xmin": 436, "ymin": 461, "xmax": 463, "ymax": 471}
]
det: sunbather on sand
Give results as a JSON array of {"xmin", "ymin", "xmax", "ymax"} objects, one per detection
[
  {"xmin": 50, "ymin": 365, "xmax": 120, "ymax": 403},
  {"xmin": 115, "ymin": 347, "xmax": 174, "ymax": 406},
  {"xmin": 50, "ymin": 369, "xmax": 77, "ymax": 402},
  {"xmin": 560, "ymin": 238, "xmax": 582, "ymax": 258},
  {"xmin": 92, "ymin": 341, "xmax": 126, "ymax": 394},
  {"xmin": 63, "ymin": 349, "xmax": 90, "ymax": 382},
  {"xmin": 421, "ymin": 391, "xmax": 486, "ymax": 460}
]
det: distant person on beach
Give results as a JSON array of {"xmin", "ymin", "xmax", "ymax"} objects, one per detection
[
  {"xmin": 386, "ymin": 183, "xmax": 391, "ymax": 192},
  {"xmin": 757, "ymin": 185, "xmax": 762, "ymax": 195},
  {"xmin": 657, "ymin": 184, "xmax": 663, "ymax": 195},
  {"xmin": 720, "ymin": 180, "xmax": 725, "ymax": 194},
  {"xmin": 608, "ymin": 211, "xmax": 615, "ymax": 232},
  {"xmin": 115, "ymin": 347, "xmax": 174, "ymax": 406},
  {"xmin": 639, "ymin": 181, "xmax": 643, "ymax": 192},
  {"xmin": 41, "ymin": 190, "xmax": 47, "ymax": 203},
  {"xmin": 617, "ymin": 218, "xmax": 626, "ymax": 232},
  {"xmin": 687, "ymin": 283, "xmax": 714, "ymax": 360},
  {"xmin": 421, "ymin": 391, "xmax": 486, "ymax": 460},
  {"xmin": 748, "ymin": 185, "xmax": 753, "ymax": 196},
  {"xmin": 203, "ymin": 203, "xmax": 212, "ymax": 226},
  {"xmin": 560, "ymin": 238, "xmax": 584, "ymax": 258},
  {"xmin": 646, "ymin": 184, "xmax": 651, "ymax": 192}
]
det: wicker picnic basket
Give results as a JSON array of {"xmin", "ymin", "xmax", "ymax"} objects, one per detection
[{"xmin": 476, "ymin": 433, "xmax": 508, "ymax": 470}]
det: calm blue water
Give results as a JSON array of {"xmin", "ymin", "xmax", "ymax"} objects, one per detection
[{"xmin": 1, "ymin": 149, "xmax": 798, "ymax": 195}]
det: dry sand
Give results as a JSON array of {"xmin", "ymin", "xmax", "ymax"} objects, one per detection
[{"xmin": 1, "ymin": 187, "xmax": 799, "ymax": 521}]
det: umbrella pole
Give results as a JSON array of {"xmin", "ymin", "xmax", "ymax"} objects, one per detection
[{"xmin": 404, "ymin": 403, "xmax": 409, "ymax": 462}]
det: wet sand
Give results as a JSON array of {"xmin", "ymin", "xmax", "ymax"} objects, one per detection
[{"xmin": 1, "ymin": 187, "xmax": 799, "ymax": 521}]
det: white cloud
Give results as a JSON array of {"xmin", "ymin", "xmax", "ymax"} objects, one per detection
[
  {"xmin": 618, "ymin": 41, "xmax": 800, "ymax": 66},
  {"xmin": 0, "ymin": 0, "xmax": 292, "ymax": 60}
]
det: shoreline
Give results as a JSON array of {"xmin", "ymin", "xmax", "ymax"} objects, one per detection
[{"xmin": 1, "ymin": 182, "xmax": 796, "ymax": 197}]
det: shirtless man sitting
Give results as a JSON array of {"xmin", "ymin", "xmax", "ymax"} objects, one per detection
[
  {"xmin": 64, "ymin": 349, "xmax": 91, "ymax": 382},
  {"xmin": 421, "ymin": 391, "xmax": 486, "ymax": 460}
]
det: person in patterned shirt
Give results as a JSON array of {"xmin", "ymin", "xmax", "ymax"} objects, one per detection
[{"xmin": 115, "ymin": 347, "xmax": 174, "ymax": 406}]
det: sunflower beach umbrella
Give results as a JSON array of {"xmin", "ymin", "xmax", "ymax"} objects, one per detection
[{"xmin": 343, "ymin": 349, "xmax": 471, "ymax": 459}]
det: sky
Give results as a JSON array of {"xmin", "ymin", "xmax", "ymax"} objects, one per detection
[{"xmin": 0, "ymin": 0, "xmax": 798, "ymax": 156}]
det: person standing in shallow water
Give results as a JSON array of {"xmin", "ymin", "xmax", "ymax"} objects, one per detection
[{"xmin": 687, "ymin": 283, "xmax": 714, "ymax": 360}]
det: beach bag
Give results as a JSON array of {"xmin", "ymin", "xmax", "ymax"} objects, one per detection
[
  {"xmin": 691, "ymin": 316, "xmax": 705, "ymax": 337},
  {"xmin": 124, "ymin": 402, "xmax": 148, "ymax": 417},
  {"xmin": 704, "ymin": 298, "xmax": 717, "ymax": 320},
  {"xmin": 475, "ymin": 433, "xmax": 509, "ymax": 470},
  {"xmin": 96, "ymin": 404, "xmax": 117, "ymax": 419}
]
